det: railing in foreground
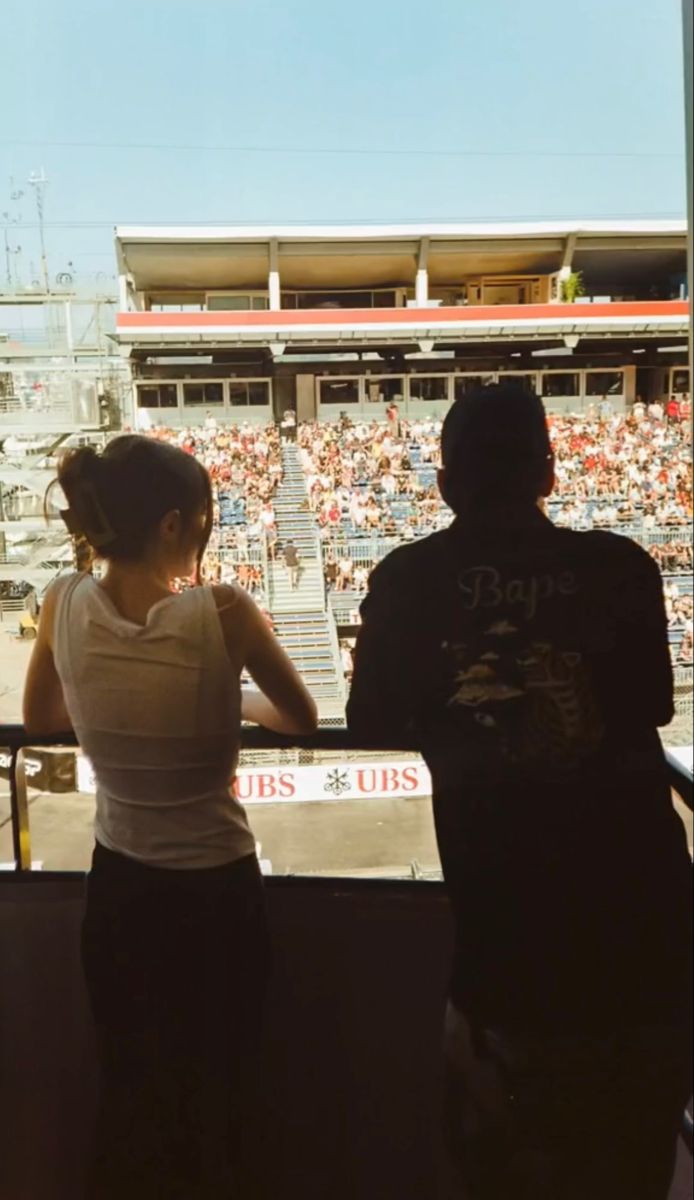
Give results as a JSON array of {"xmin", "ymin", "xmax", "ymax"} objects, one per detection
[
  {"xmin": 1, "ymin": 723, "xmax": 691, "ymax": 875},
  {"xmin": 2, "ymin": 724, "xmax": 417, "ymax": 873}
]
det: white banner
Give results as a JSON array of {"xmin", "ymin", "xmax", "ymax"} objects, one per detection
[
  {"xmin": 0, "ymin": 751, "xmax": 43, "ymax": 779},
  {"xmin": 76, "ymin": 754, "xmax": 431, "ymax": 804}
]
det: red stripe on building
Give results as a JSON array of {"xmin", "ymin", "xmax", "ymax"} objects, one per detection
[{"xmin": 116, "ymin": 300, "xmax": 689, "ymax": 330}]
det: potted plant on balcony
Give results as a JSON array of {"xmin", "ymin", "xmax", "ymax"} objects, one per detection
[{"xmin": 560, "ymin": 271, "xmax": 585, "ymax": 303}]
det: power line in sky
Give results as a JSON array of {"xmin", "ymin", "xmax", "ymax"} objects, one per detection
[
  {"xmin": 7, "ymin": 211, "xmax": 685, "ymax": 230},
  {"xmin": 0, "ymin": 139, "xmax": 684, "ymax": 160}
]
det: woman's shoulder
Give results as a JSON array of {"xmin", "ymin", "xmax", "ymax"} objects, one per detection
[
  {"xmin": 43, "ymin": 570, "xmax": 89, "ymax": 614},
  {"xmin": 209, "ymin": 582, "xmax": 246, "ymax": 612},
  {"xmin": 41, "ymin": 572, "xmax": 90, "ymax": 647}
]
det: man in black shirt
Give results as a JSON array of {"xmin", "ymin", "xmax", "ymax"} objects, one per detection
[{"xmin": 347, "ymin": 383, "xmax": 691, "ymax": 1199}]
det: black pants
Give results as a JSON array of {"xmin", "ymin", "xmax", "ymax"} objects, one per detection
[
  {"xmin": 443, "ymin": 1004, "xmax": 692, "ymax": 1200},
  {"xmin": 81, "ymin": 842, "xmax": 270, "ymax": 1200}
]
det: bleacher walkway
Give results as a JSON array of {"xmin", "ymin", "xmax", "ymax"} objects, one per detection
[{"xmin": 269, "ymin": 443, "xmax": 344, "ymax": 713}]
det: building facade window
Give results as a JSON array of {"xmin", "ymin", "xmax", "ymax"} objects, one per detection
[
  {"xmin": 228, "ymin": 381, "xmax": 271, "ymax": 407},
  {"xmin": 541, "ymin": 372, "xmax": 580, "ymax": 397},
  {"xmin": 585, "ymin": 371, "xmax": 624, "ymax": 396},
  {"xmin": 283, "ymin": 290, "xmax": 399, "ymax": 309},
  {"xmin": 408, "ymin": 376, "xmax": 449, "ymax": 402},
  {"xmin": 453, "ymin": 375, "xmax": 488, "ymax": 401},
  {"xmin": 136, "ymin": 384, "xmax": 178, "ymax": 408},
  {"xmin": 364, "ymin": 377, "xmax": 405, "ymax": 404},
  {"xmin": 182, "ymin": 382, "xmax": 224, "ymax": 406},
  {"xmin": 319, "ymin": 379, "xmax": 360, "ymax": 405},
  {"xmin": 207, "ymin": 294, "xmax": 269, "ymax": 311}
]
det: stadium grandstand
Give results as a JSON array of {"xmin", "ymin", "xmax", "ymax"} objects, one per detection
[{"xmin": 3, "ymin": 219, "xmax": 691, "ymax": 725}]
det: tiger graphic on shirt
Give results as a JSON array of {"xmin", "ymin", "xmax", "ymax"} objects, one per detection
[{"xmin": 444, "ymin": 620, "xmax": 604, "ymax": 770}]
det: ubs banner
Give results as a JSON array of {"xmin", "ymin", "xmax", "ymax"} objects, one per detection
[{"xmin": 76, "ymin": 756, "xmax": 432, "ymax": 804}]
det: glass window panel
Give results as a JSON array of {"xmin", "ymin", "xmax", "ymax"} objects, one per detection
[
  {"xmin": 183, "ymin": 384, "xmax": 204, "ymax": 406},
  {"xmin": 251, "ymin": 297, "xmax": 269, "ymax": 310},
  {"xmin": 453, "ymin": 375, "xmax": 484, "ymax": 401},
  {"xmin": 183, "ymin": 382, "xmax": 222, "ymax": 406},
  {"xmin": 159, "ymin": 384, "xmax": 178, "ymax": 408},
  {"xmin": 585, "ymin": 371, "xmax": 624, "ymax": 396},
  {"xmin": 151, "ymin": 303, "xmax": 204, "ymax": 312},
  {"xmin": 208, "ymin": 295, "xmax": 251, "ymax": 311},
  {"xmin": 137, "ymin": 386, "xmax": 159, "ymax": 408},
  {"xmin": 365, "ymin": 377, "xmax": 405, "ymax": 403},
  {"xmin": 542, "ymin": 373, "xmax": 580, "ymax": 397},
  {"xmin": 204, "ymin": 383, "xmax": 223, "ymax": 405},
  {"xmin": 228, "ymin": 382, "xmax": 249, "ymax": 407},
  {"xmin": 672, "ymin": 369, "xmax": 690, "ymax": 394},
  {"xmin": 409, "ymin": 376, "xmax": 448, "ymax": 402},
  {"xmin": 298, "ymin": 292, "xmax": 372, "ymax": 309},
  {"xmin": 320, "ymin": 379, "xmax": 359, "ymax": 404},
  {"xmin": 497, "ymin": 373, "xmax": 537, "ymax": 392},
  {"xmin": 248, "ymin": 382, "xmax": 269, "ymax": 406}
]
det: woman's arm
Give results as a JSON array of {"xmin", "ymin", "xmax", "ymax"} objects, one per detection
[
  {"xmin": 213, "ymin": 585, "xmax": 317, "ymax": 737},
  {"xmin": 22, "ymin": 582, "xmax": 73, "ymax": 736}
]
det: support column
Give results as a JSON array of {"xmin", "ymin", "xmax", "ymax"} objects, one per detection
[
  {"xmin": 269, "ymin": 238, "xmax": 281, "ymax": 311},
  {"xmin": 683, "ymin": 0, "xmax": 692, "ymax": 371},
  {"xmin": 560, "ymin": 232, "xmax": 577, "ymax": 273},
  {"xmin": 295, "ymin": 373, "xmax": 316, "ymax": 421},
  {"xmin": 63, "ymin": 301, "xmax": 74, "ymax": 361},
  {"xmin": 557, "ymin": 232, "xmax": 578, "ymax": 299},
  {"xmin": 415, "ymin": 237, "xmax": 429, "ymax": 307},
  {"xmin": 622, "ymin": 364, "xmax": 636, "ymax": 409},
  {"xmin": 118, "ymin": 274, "xmax": 141, "ymax": 310}
]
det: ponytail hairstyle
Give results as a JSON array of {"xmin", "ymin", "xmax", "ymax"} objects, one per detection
[{"xmin": 47, "ymin": 435, "xmax": 213, "ymax": 581}]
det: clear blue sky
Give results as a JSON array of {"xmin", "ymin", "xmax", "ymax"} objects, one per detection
[{"xmin": 1, "ymin": 0, "xmax": 688, "ymax": 287}]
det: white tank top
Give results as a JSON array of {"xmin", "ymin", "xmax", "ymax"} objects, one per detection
[{"xmin": 53, "ymin": 573, "xmax": 255, "ymax": 869}]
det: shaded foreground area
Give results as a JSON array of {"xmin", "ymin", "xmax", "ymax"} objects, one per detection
[{"xmin": 1, "ymin": 872, "xmax": 691, "ymax": 1200}]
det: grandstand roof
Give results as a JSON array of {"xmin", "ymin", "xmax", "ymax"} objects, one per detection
[{"xmin": 115, "ymin": 220, "xmax": 687, "ymax": 292}]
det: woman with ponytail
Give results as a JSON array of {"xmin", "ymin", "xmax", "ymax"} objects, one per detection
[{"xmin": 23, "ymin": 434, "xmax": 317, "ymax": 1199}]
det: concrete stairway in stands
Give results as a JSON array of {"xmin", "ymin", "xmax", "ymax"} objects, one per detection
[
  {"xmin": 272, "ymin": 612, "xmax": 344, "ymax": 709},
  {"xmin": 268, "ymin": 443, "xmax": 344, "ymax": 711}
]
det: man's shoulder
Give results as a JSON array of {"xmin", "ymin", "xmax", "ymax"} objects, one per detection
[
  {"xmin": 369, "ymin": 529, "xmax": 449, "ymax": 586},
  {"xmin": 550, "ymin": 525, "xmax": 656, "ymax": 573}
]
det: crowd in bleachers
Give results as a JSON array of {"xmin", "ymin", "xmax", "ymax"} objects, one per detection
[
  {"xmin": 323, "ymin": 549, "xmax": 373, "ymax": 593},
  {"xmin": 547, "ymin": 409, "xmax": 691, "ymax": 528},
  {"xmin": 298, "ymin": 415, "xmax": 446, "ymax": 541},
  {"xmin": 664, "ymin": 577, "xmax": 694, "ymax": 665},
  {"xmin": 308, "ymin": 409, "xmax": 691, "ymax": 583},
  {"xmin": 301, "ymin": 410, "xmax": 692, "ymax": 554},
  {"xmin": 303, "ymin": 410, "xmax": 693, "ymax": 683},
  {"xmin": 647, "ymin": 542, "xmax": 693, "ymax": 574},
  {"xmin": 137, "ymin": 411, "xmax": 692, "ymax": 678}
]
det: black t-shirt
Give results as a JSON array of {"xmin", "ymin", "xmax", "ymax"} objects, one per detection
[{"xmin": 347, "ymin": 509, "xmax": 691, "ymax": 1032}]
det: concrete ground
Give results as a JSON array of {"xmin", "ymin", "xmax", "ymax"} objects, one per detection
[{"xmin": 0, "ymin": 785, "xmax": 441, "ymax": 875}]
